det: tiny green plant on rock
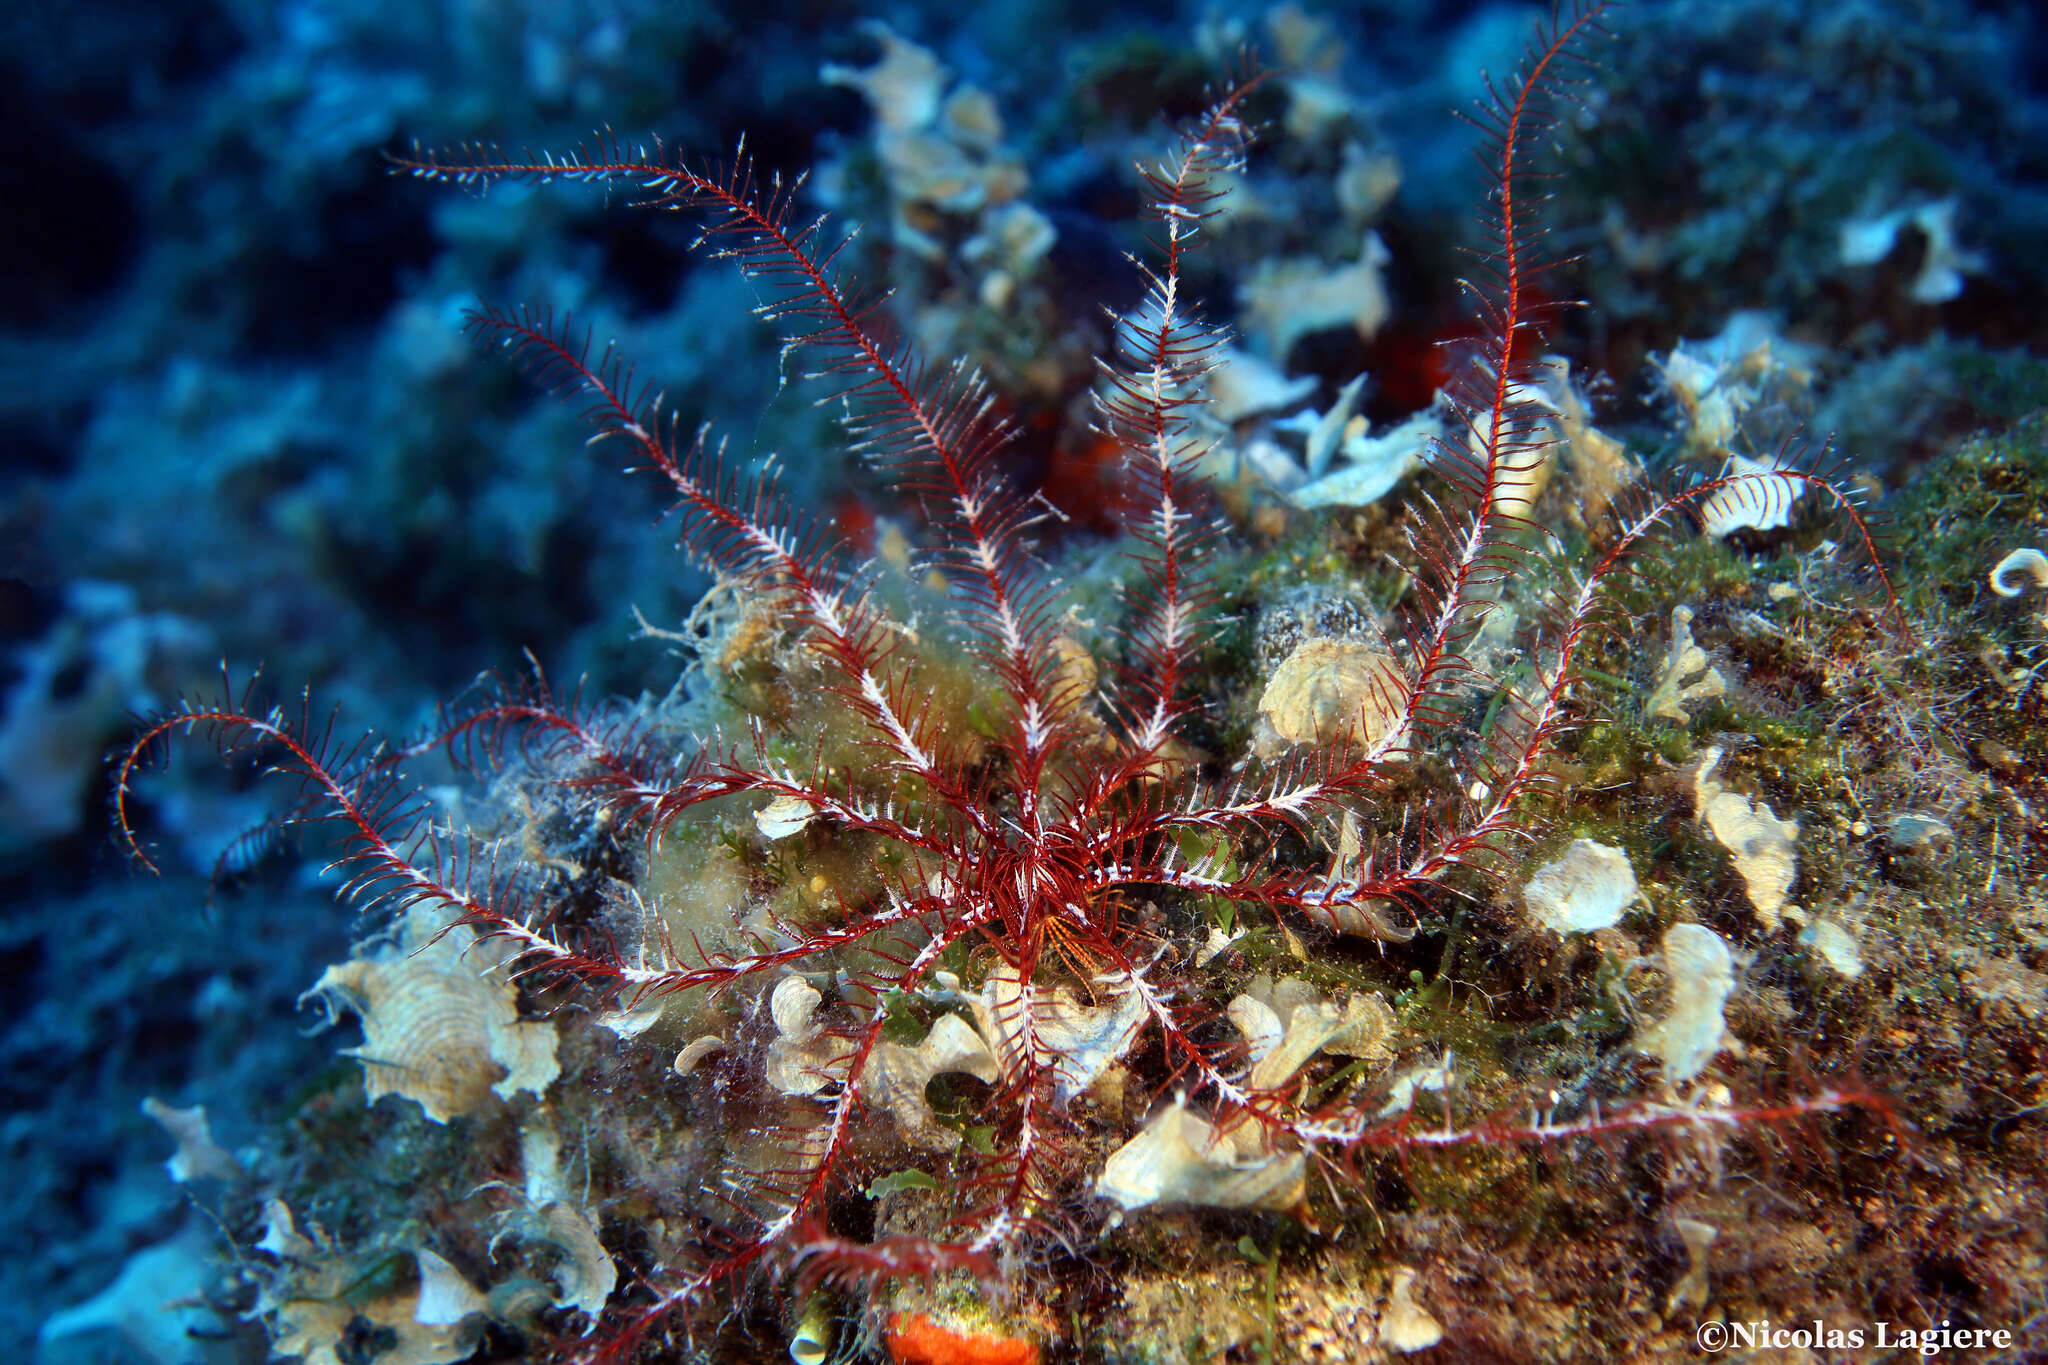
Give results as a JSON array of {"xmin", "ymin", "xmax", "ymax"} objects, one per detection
[{"xmin": 118, "ymin": 6, "xmax": 1909, "ymax": 1361}]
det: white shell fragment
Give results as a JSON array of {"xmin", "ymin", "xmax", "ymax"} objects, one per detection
[
  {"xmin": 1885, "ymin": 812, "xmax": 1955, "ymax": 850},
  {"xmin": 37, "ymin": 1225, "xmax": 227, "ymax": 1365},
  {"xmin": 819, "ymin": 22, "xmax": 945, "ymax": 133},
  {"xmin": 305, "ymin": 906, "xmax": 560, "ymax": 1124},
  {"xmin": 1540, "ymin": 356, "xmax": 1639, "ymax": 521},
  {"xmin": 1522, "ymin": 838, "xmax": 1643, "ymax": 934},
  {"xmin": 1656, "ymin": 313, "xmax": 1816, "ymax": 456},
  {"xmin": 412, "ymin": 1249, "xmax": 489, "ymax": 1327},
  {"xmin": 1093, "ymin": 1099, "xmax": 1305, "ymax": 1213},
  {"xmin": 594, "ymin": 993, "xmax": 670, "ymax": 1039},
  {"xmin": 1289, "ymin": 411, "xmax": 1439, "ymax": 509},
  {"xmin": 1694, "ymin": 746, "xmax": 1799, "ymax": 930},
  {"xmin": 1208, "ymin": 345, "xmax": 1317, "ymax": 424},
  {"xmin": 1990, "ymin": 547, "xmax": 2048, "ymax": 597},
  {"xmin": 790, "ymin": 1297, "xmax": 833, "ymax": 1365},
  {"xmin": 672, "ymin": 1034, "xmax": 727, "ymax": 1077},
  {"xmin": 1305, "ymin": 372, "xmax": 1369, "ymax": 477},
  {"xmin": 754, "ymin": 794, "xmax": 818, "ymax": 840},
  {"xmin": 257, "ymin": 1199, "xmax": 319, "ymax": 1262},
  {"xmin": 1840, "ymin": 198, "xmax": 1985, "ymax": 303},
  {"xmin": 772, "ymin": 973, "xmax": 823, "ymax": 1037},
  {"xmin": 1667, "ymin": 1216, "xmax": 1720, "ymax": 1312},
  {"xmin": 269, "ymin": 1248, "xmax": 484, "ymax": 1365},
  {"xmin": 1196, "ymin": 923, "xmax": 1246, "ymax": 966},
  {"xmin": 1238, "ymin": 231, "xmax": 1392, "ymax": 362},
  {"xmin": 1636, "ymin": 924, "xmax": 1735, "ymax": 1084},
  {"xmin": 1377, "ymin": 1057, "xmax": 1454, "ymax": 1118}
]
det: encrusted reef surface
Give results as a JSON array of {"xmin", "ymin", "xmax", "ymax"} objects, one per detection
[{"xmin": 9, "ymin": 2, "xmax": 2048, "ymax": 1363}]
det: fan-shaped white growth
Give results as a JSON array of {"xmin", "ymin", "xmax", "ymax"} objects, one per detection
[
  {"xmin": 1227, "ymin": 975, "xmax": 1395, "ymax": 1091},
  {"xmin": 1522, "ymin": 838, "xmax": 1642, "ymax": 934},
  {"xmin": 1645, "ymin": 607, "xmax": 1728, "ymax": 725},
  {"xmin": 866, "ymin": 1012, "xmax": 1001, "ymax": 1149},
  {"xmin": 1636, "ymin": 924, "xmax": 1735, "ymax": 1084},
  {"xmin": 1253, "ymin": 636, "xmax": 1409, "ymax": 758},
  {"xmin": 305, "ymin": 906, "xmax": 560, "ymax": 1124},
  {"xmin": 1990, "ymin": 547, "xmax": 2048, "ymax": 598},
  {"xmin": 972, "ymin": 966, "xmax": 1147, "ymax": 1106},
  {"xmin": 1094, "ymin": 1098, "xmax": 1305, "ymax": 1213},
  {"xmin": 754, "ymin": 794, "xmax": 818, "ymax": 839},
  {"xmin": 1694, "ymin": 746, "xmax": 1799, "ymax": 930},
  {"xmin": 1800, "ymin": 919, "xmax": 1864, "ymax": 979},
  {"xmin": 764, "ymin": 976, "xmax": 855, "ymax": 1096},
  {"xmin": 1380, "ymin": 1267, "xmax": 1445, "ymax": 1354}
]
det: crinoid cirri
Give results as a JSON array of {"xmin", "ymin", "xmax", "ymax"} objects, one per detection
[{"xmin": 120, "ymin": 3, "xmax": 1907, "ymax": 1361}]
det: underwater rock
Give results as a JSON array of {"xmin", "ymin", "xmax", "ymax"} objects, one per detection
[
  {"xmin": 1884, "ymin": 811, "xmax": 1955, "ymax": 851},
  {"xmin": 1521, "ymin": 838, "xmax": 1642, "ymax": 934},
  {"xmin": 883, "ymin": 1311, "xmax": 1041, "ymax": 1365}
]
